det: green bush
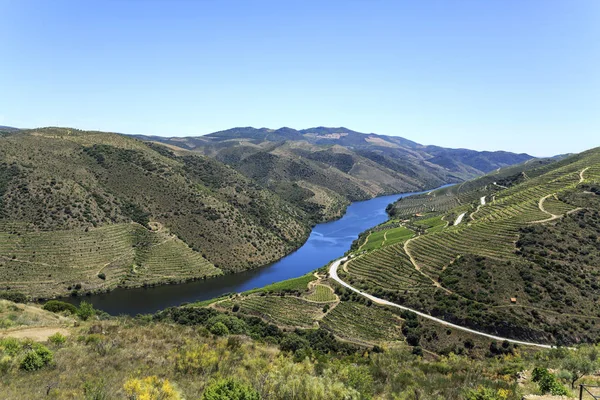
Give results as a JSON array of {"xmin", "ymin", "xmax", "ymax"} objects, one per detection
[
  {"xmin": 48, "ymin": 332, "xmax": 66, "ymax": 346},
  {"xmin": 43, "ymin": 300, "xmax": 77, "ymax": 314},
  {"xmin": 0, "ymin": 292, "xmax": 27, "ymax": 303},
  {"xmin": 531, "ymin": 367, "xmax": 569, "ymax": 395},
  {"xmin": 77, "ymin": 301, "xmax": 96, "ymax": 321},
  {"xmin": 201, "ymin": 378, "xmax": 260, "ymax": 400},
  {"xmin": 209, "ymin": 322, "xmax": 229, "ymax": 336},
  {"xmin": 464, "ymin": 386, "xmax": 504, "ymax": 400},
  {"xmin": 19, "ymin": 344, "xmax": 53, "ymax": 371}
]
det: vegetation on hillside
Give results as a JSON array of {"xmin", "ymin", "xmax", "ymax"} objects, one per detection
[
  {"xmin": 0, "ymin": 128, "xmax": 315, "ymax": 297},
  {"xmin": 341, "ymin": 147, "xmax": 600, "ymax": 345}
]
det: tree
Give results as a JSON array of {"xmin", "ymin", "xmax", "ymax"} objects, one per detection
[
  {"xmin": 77, "ymin": 301, "xmax": 95, "ymax": 321},
  {"xmin": 201, "ymin": 378, "xmax": 260, "ymax": 400},
  {"xmin": 560, "ymin": 347, "xmax": 599, "ymax": 388}
]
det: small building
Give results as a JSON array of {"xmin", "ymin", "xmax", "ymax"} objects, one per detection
[{"xmin": 510, "ymin": 297, "xmax": 517, "ymax": 304}]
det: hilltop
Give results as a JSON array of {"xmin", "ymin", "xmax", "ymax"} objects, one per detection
[{"xmin": 133, "ymin": 126, "xmax": 532, "ymax": 221}]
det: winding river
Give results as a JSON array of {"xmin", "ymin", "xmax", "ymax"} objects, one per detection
[{"xmin": 68, "ymin": 188, "xmax": 446, "ymax": 315}]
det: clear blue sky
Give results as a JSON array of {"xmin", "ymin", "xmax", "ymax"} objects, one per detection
[{"xmin": 1, "ymin": 0, "xmax": 598, "ymax": 156}]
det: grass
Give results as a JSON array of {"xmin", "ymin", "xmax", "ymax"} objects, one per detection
[
  {"xmin": 244, "ymin": 273, "xmax": 316, "ymax": 295},
  {"xmin": 414, "ymin": 215, "xmax": 447, "ymax": 233},
  {"xmin": 0, "ymin": 301, "xmax": 559, "ymax": 400},
  {"xmin": 361, "ymin": 226, "xmax": 414, "ymax": 251}
]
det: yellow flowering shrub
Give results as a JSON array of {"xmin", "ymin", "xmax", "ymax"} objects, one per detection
[{"xmin": 123, "ymin": 375, "xmax": 182, "ymax": 400}]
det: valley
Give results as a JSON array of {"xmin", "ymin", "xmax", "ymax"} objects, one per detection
[{"xmin": 1, "ymin": 126, "xmax": 600, "ymax": 399}]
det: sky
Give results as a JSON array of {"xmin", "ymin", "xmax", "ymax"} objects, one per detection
[{"xmin": 0, "ymin": 0, "xmax": 598, "ymax": 157}]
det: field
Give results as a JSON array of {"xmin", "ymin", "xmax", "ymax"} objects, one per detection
[
  {"xmin": 344, "ymin": 243, "xmax": 434, "ymax": 293},
  {"xmin": 305, "ymin": 284, "xmax": 337, "ymax": 302},
  {"xmin": 0, "ymin": 223, "xmax": 221, "ymax": 298},
  {"xmin": 413, "ymin": 214, "xmax": 447, "ymax": 233},
  {"xmin": 360, "ymin": 225, "xmax": 414, "ymax": 251},
  {"xmin": 220, "ymin": 296, "xmax": 324, "ymax": 328},
  {"xmin": 321, "ymin": 302, "xmax": 404, "ymax": 343}
]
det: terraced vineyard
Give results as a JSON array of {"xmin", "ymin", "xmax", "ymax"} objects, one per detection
[
  {"xmin": 321, "ymin": 302, "xmax": 403, "ymax": 343},
  {"xmin": 340, "ymin": 147, "xmax": 600, "ymax": 344},
  {"xmin": 0, "ymin": 223, "xmax": 220, "ymax": 297},
  {"xmin": 413, "ymin": 215, "xmax": 447, "ymax": 233},
  {"xmin": 541, "ymin": 195, "xmax": 578, "ymax": 216},
  {"xmin": 305, "ymin": 285, "xmax": 337, "ymax": 302},
  {"xmin": 344, "ymin": 244, "xmax": 434, "ymax": 293},
  {"xmin": 221, "ymin": 296, "xmax": 324, "ymax": 328},
  {"xmin": 361, "ymin": 226, "xmax": 414, "ymax": 251}
]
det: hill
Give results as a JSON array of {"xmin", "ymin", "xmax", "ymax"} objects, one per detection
[
  {"xmin": 0, "ymin": 128, "xmax": 311, "ymax": 298},
  {"xmin": 337, "ymin": 147, "xmax": 600, "ymax": 345},
  {"xmin": 133, "ymin": 127, "xmax": 533, "ymax": 221}
]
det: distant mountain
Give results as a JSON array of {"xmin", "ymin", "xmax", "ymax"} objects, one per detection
[
  {"xmin": 0, "ymin": 126, "xmax": 20, "ymax": 135},
  {"xmin": 133, "ymin": 127, "xmax": 533, "ymax": 221}
]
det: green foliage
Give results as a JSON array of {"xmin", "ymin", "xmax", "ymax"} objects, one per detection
[
  {"xmin": 48, "ymin": 332, "xmax": 67, "ymax": 346},
  {"xmin": 202, "ymin": 378, "xmax": 260, "ymax": 400},
  {"xmin": 19, "ymin": 343, "xmax": 53, "ymax": 371},
  {"xmin": 464, "ymin": 386, "xmax": 507, "ymax": 400},
  {"xmin": 0, "ymin": 292, "xmax": 27, "ymax": 303},
  {"xmin": 559, "ymin": 346, "xmax": 599, "ymax": 388},
  {"xmin": 531, "ymin": 367, "xmax": 569, "ymax": 395},
  {"xmin": 279, "ymin": 334, "xmax": 310, "ymax": 353},
  {"xmin": 77, "ymin": 301, "xmax": 96, "ymax": 321},
  {"xmin": 209, "ymin": 322, "xmax": 229, "ymax": 336},
  {"xmin": 83, "ymin": 378, "xmax": 108, "ymax": 400},
  {"xmin": 43, "ymin": 300, "xmax": 77, "ymax": 314},
  {"xmin": 247, "ymin": 274, "xmax": 315, "ymax": 295}
]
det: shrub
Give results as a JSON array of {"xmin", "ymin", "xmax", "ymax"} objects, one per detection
[
  {"xmin": 77, "ymin": 301, "xmax": 96, "ymax": 321},
  {"xmin": 48, "ymin": 332, "xmax": 67, "ymax": 346},
  {"xmin": 206, "ymin": 314, "xmax": 246, "ymax": 334},
  {"xmin": 464, "ymin": 386, "xmax": 505, "ymax": 400},
  {"xmin": 123, "ymin": 376, "xmax": 182, "ymax": 400},
  {"xmin": 201, "ymin": 378, "xmax": 260, "ymax": 400},
  {"xmin": 279, "ymin": 334, "xmax": 309, "ymax": 353},
  {"xmin": 83, "ymin": 378, "xmax": 108, "ymax": 400},
  {"xmin": 531, "ymin": 367, "xmax": 569, "ymax": 395},
  {"xmin": 175, "ymin": 343, "xmax": 219, "ymax": 374},
  {"xmin": 0, "ymin": 291, "xmax": 27, "ymax": 303},
  {"xmin": 209, "ymin": 322, "xmax": 229, "ymax": 336},
  {"xmin": 43, "ymin": 300, "xmax": 77, "ymax": 314},
  {"xmin": 19, "ymin": 344, "xmax": 53, "ymax": 371}
]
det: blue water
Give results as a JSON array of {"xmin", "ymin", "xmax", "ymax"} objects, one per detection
[{"xmin": 69, "ymin": 188, "xmax": 442, "ymax": 315}]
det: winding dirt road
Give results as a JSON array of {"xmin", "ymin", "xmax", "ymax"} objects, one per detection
[{"xmin": 329, "ymin": 257, "xmax": 553, "ymax": 349}]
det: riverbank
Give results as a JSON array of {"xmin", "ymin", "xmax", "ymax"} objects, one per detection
[{"xmin": 64, "ymin": 186, "xmax": 450, "ymax": 315}]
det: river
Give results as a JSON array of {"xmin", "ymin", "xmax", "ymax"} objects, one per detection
[{"xmin": 68, "ymin": 188, "xmax": 444, "ymax": 315}]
